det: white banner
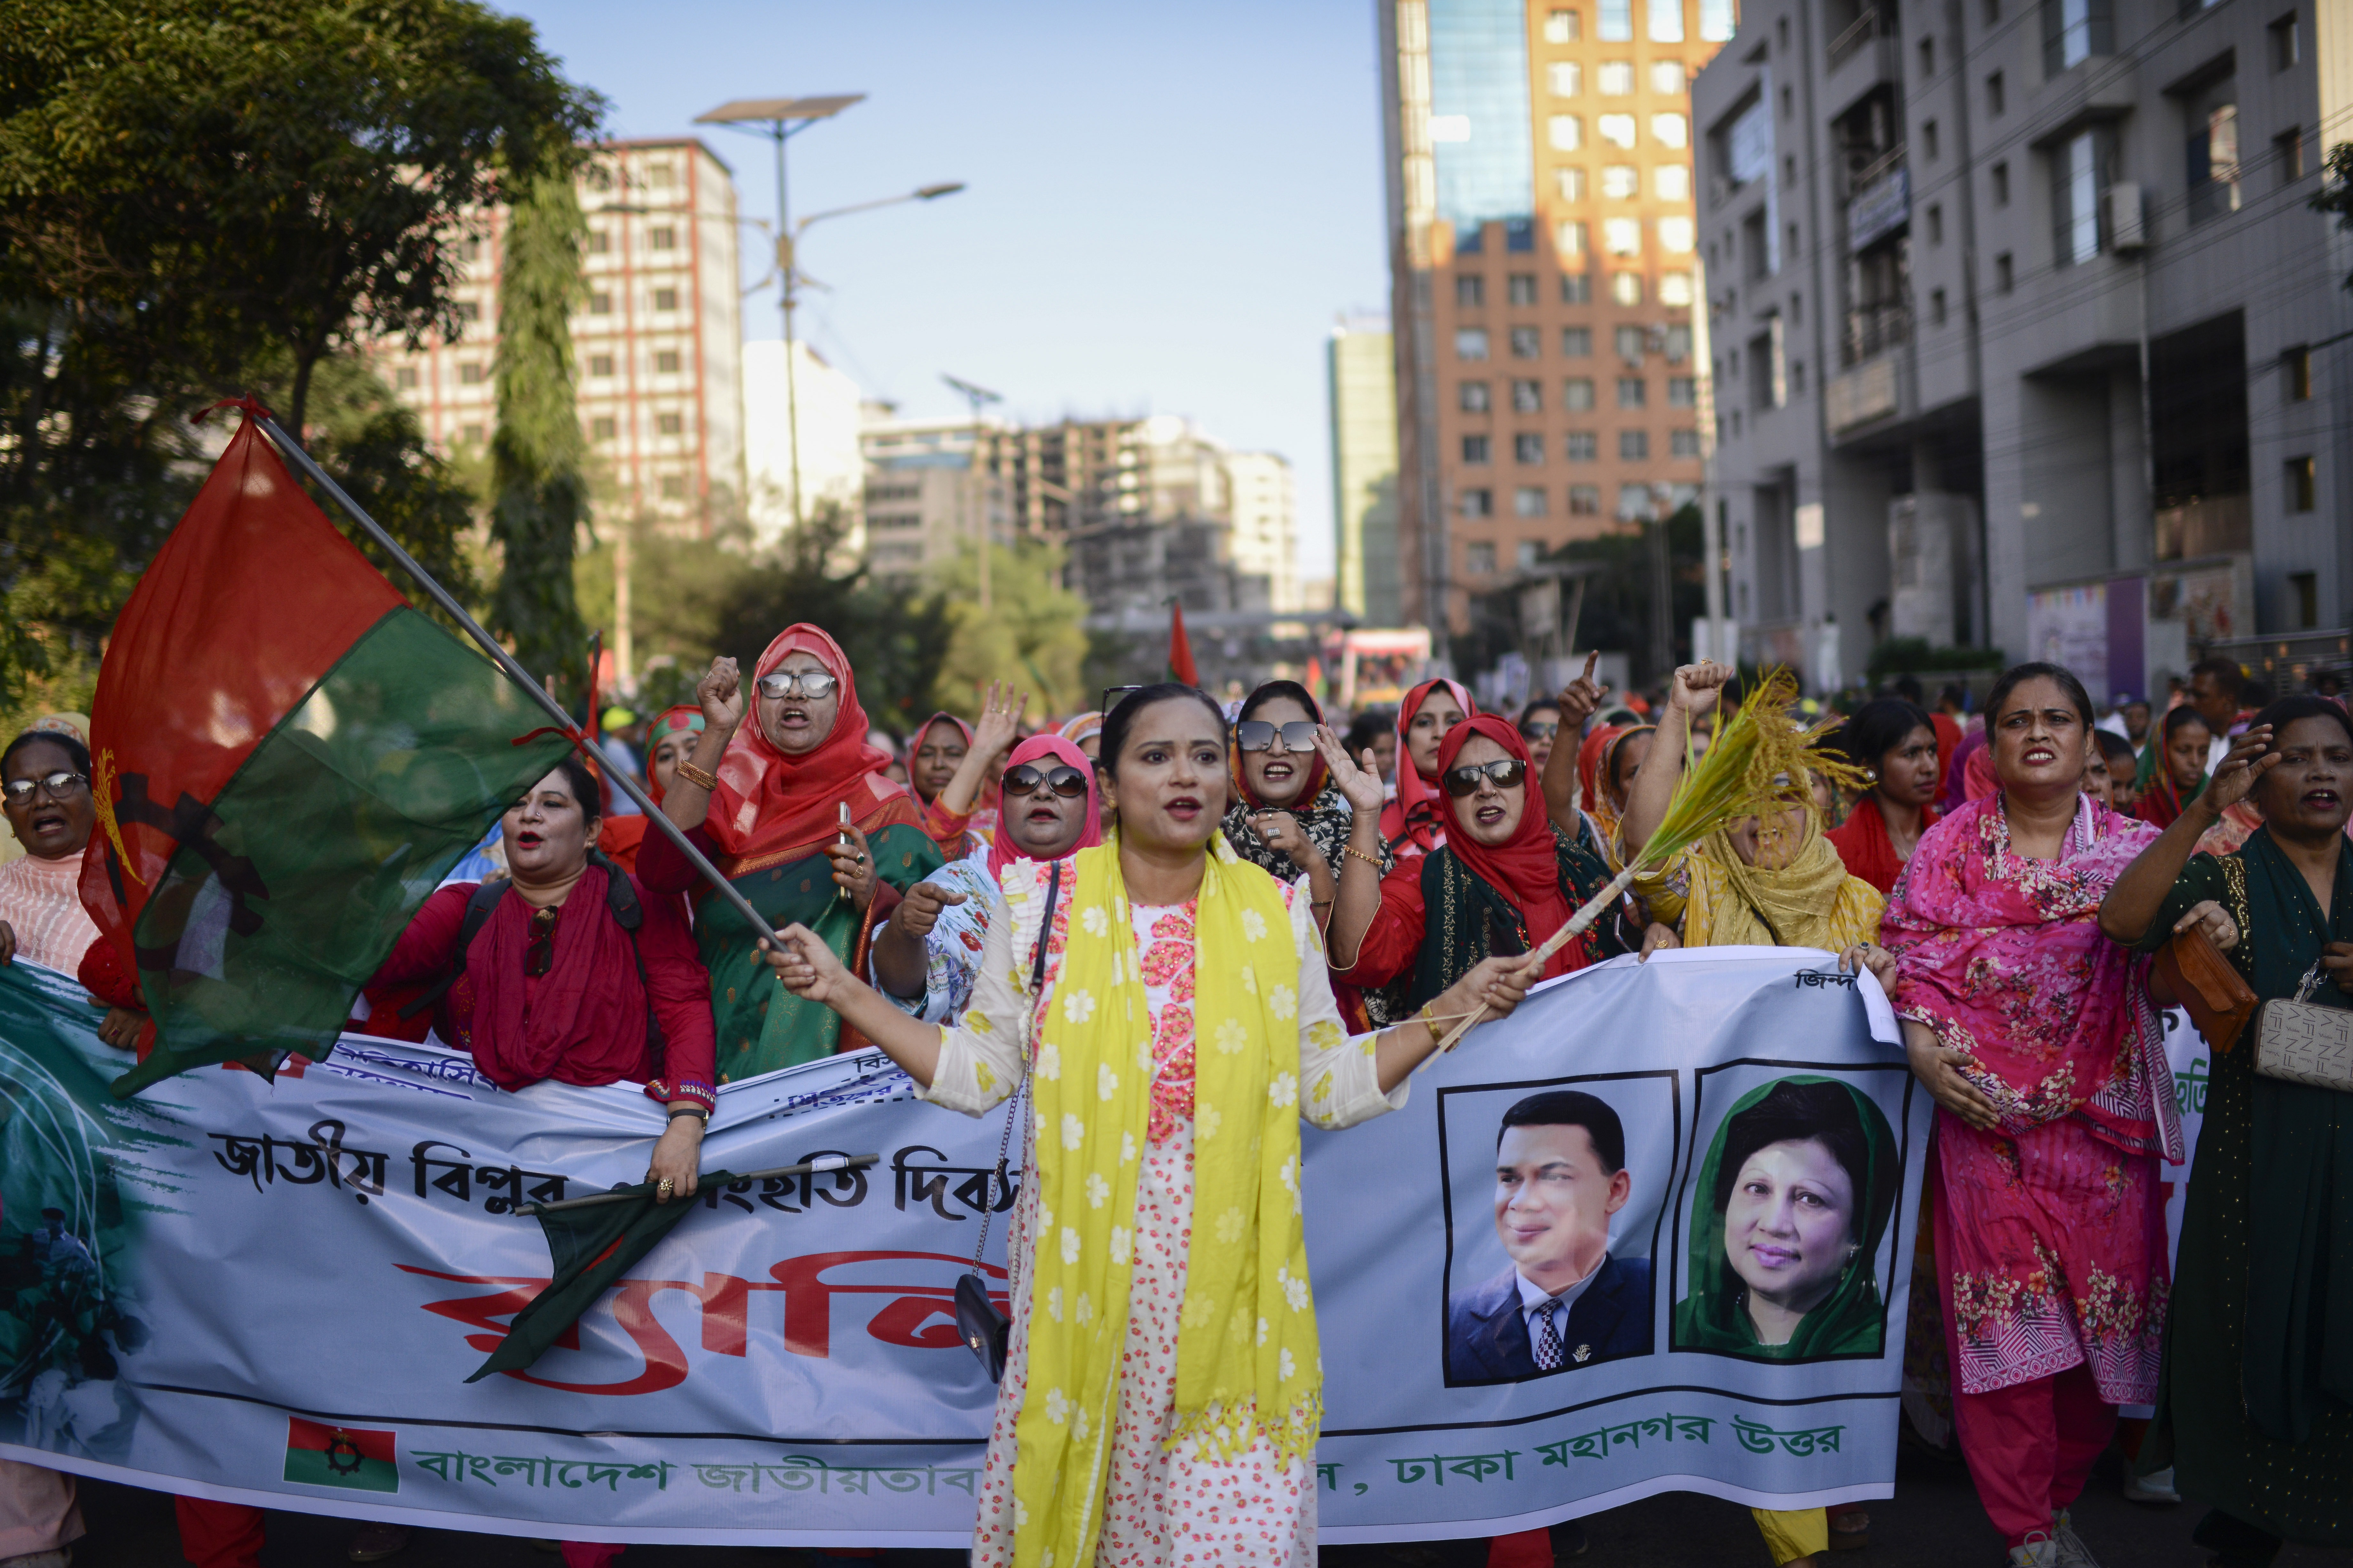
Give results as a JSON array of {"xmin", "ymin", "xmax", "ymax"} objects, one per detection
[{"xmin": 0, "ymin": 947, "xmax": 1928, "ymax": 1546}]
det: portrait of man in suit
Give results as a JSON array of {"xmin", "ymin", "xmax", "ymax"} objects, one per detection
[{"xmin": 1446, "ymin": 1088, "xmax": 1655, "ymax": 1382}]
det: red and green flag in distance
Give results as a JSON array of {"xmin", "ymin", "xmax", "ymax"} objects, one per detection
[
  {"xmin": 283, "ymin": 1417, "xmax": 398, "ymax": 1493},
  {"xmin": 82, "ymin": 412, "xmax": 572, "ymax": 1096},
  {"xmin": 1167, "ymin": 600, "xmax": 1200, "ymax": 687}
]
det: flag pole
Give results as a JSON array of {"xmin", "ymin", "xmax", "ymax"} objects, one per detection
[{"xmin": 252, "ymin": 414, "xmax": 780, "ymax": 946}]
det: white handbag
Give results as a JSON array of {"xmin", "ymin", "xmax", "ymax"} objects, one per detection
[{"xmin": 2252, "ymin": 961, "xmax": 2353, "ymax": 1094}]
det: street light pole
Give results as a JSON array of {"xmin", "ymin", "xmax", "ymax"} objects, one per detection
[{"xmin": 943, "ymin": 375, "xmax": 1003, "ymax": 611}]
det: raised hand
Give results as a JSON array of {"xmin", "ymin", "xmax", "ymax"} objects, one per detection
[
  {"xmin": 698, "ymin": 656, "xmax": 746, "ymax": 734},
  {"xmin": 1670, "ymin": 660, "xmax": 1733, "ymax": 719},
  {"xmin": 1556, "ymin": 651, "xmax": 1610, "ymax": 732},
  {"xmin": 971, "ymin": 679, "xmax": 1030, "ymax": 764},
  {"xmin": 2200, "ymin": 725, "xmax": 2278, "ymax": 817},
  {"xmin": 1313, "ymin": 726, "xmax": 1386, "ymax": 816},
  {"xmin": 889, "ymin": 881, "xmax": 969, "ymax": 942}
]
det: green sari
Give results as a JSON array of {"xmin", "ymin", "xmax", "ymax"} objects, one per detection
[
  {"xmin": 1674, "ymin": 1075, "xmax": 1900, "ymax": 1359},
  {"xmin": 2138, "ymin": 827, "xmax": 2353, "ymax": 1545}
]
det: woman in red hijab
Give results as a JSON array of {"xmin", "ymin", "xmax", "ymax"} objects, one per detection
[
  {"xmin": 1328, "ymin": 715, "xmax": 1664, "ymax": 1008},
  {"xmin": 596, "ymin": 705, "xmax": 706, "ymax": 874},
  {"xmin": 1377, "ymin": 676, "xmax": 1474, "ymax": 860},
  {"xmin": 640, "ymin": 628, "xmax": 942, "ymax": 1080}
]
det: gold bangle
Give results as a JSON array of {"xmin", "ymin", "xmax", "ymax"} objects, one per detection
[
  {"xmin": 1343, "ymin": 844, "xmax": 1383, "ymax": 871},
  {"xmin": 675, "ymin": 760, "xmax": 718, "ymax": 792},
  {"xmin": 1420, "ymin": 1000, "xmax": 1442, "ymax": 1046}
]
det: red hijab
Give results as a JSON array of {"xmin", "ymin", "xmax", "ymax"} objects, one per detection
[
  {"xmin": 707, "ymin": 625, "xmax": 906, "ymax": 866},
  {"xmin": 988, "ymin": 734, "xmax": 1104, "ymax": 881},
  {"xmin": 642, "ymin": 704, "xmax": 706, "ymax": 809},
  {"xmin": 1435, "ymin": 714, "xmax": 1579, "ymax": 982},
  {"xmin": 1382, "ymin": 676, "xmax": 1475, "ymax": 853}
]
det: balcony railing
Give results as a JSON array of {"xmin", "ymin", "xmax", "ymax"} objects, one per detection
[
  {"xmin": 1827, "ymin": 8, "xmax": 1884, "ymax": 71},
  {"xmin": 1841, "ymin": 303, "xmax": 1911, "ymax": 367}
]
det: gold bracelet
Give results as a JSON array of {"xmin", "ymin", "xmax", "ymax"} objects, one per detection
[
  {"xmin": 674, "ymin": 760, "xmax": 718, "ymax": 792},
  {"xmin": 1343, "ymin": 844, "xmax": 1383, "ymax": 871},
  {"xmin": 1420, "ymin": 1001, "xmax": 1442, "ymax": 1046}
]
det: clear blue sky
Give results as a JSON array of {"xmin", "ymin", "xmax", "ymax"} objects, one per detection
[{"xmin": 517, "ymin": 0, "xmax": 1396, "ymax": 578}]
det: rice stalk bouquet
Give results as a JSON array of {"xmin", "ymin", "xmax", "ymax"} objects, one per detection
[{"xmin": 1432, "ymin": 668, "xmax": 1867, "ymax": 1052}]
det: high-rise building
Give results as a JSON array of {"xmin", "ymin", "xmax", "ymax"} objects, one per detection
[
  {"xmin": 1328, "ymin": 316, "xmax": 1405, "ymax": 623},
  {"xmin": 368, "ymin": 137, "xmax": 746, "ymax": 538},
  {"xmin": 744, "ymin": 340, "xmax": 865, "ymax": 549},
  {"xmin": 1227, "ymin": 451, "xmax": 1302, "ymax": 611},
  {"xmin": 1380, "ymin": 0, "xmax": 1737, "ymax": 638},
  {"xmin": 1693, "ymin": 0, "xmax": 2350, "ymax": 692},
  {"xmin": 860, "ymin": 412, "xmax": 1008, "ymax": 581}
]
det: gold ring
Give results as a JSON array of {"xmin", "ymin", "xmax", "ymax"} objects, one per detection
[{"xmin": 657, "ymin": 1177, "xmax": 674, "ymax": 1198}]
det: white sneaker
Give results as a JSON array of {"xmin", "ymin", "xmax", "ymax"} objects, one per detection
[
  {"xmin": 2122, "ymin": 1464, "xmax": 2181, "ymax": 1504},
  {"xmin": 2051, "ymin": 1510, "xmax": 2104, "ymax": 1568},
  {"xmin": 2008, "ymin": 1533, "xmax": 2057, "ymax": 1568}
]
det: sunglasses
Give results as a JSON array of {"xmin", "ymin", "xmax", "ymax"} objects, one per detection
[
  {"xmin": 524, "ymin": 904, "xmax": 560, "ymax": 979},
  {"xmin": 755, "ymin": 670, "xmax": 839, "ymax": 701},
  {"xmin": 1101, "ymin": 684, "xmax": 1145, "ymax": 716},
  {"xmin": 1, "ymin": 770, "xmax": 88, "ymax": 804},
  {"xmin": 1235, "ymin": 719, "xmax": 1318, "ymax": 753},
  {"xmin": 1005, "ymin": 763, "xmax": 1091, "ymax": 799},
  {"xmin": 1519, "ymin": 721, "xmax": 1559, "ymax": 739},
  {"xmin": 1442, "ymin": 758, "xmax": 1528, "ymax": 796}
]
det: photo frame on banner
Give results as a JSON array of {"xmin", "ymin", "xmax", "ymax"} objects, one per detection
[
  {"xmin": 1668, "ymin": 1060, "xmax": 1917, "ymax": 1365},
  {"xmin": 1434, "ymin": 1070, "xmax": 1680, "ymax": 1387}
]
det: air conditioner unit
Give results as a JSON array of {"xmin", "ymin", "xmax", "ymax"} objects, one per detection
[{"xmin": 2107, "ymin": 182, "xmax": 2146, "ymax": 253}]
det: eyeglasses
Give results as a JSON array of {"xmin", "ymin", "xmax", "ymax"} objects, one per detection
[
  {"xmin": 755, "ymin": 670, "xmax": 839, "ymax": 701},
  {"xmin": 524, "ymin": 905, "xmax": 559, "ymax": 978},
  {"xmin": 1235, "ymin": 719, "xmax": 1318, "ymax": 753},
  {"xmin": 1004, "ymin": 763, "xmax": 1091, "ymax": 799},
  {"xmin": 1441, "ymin": 758, "xmax": 1528, "ymax": 796},
  {"xmin": 1519, "ymin": 721, "xmax": 1559, "ymax": 739},
  {"xmin": 2, "ymin": 771, "xmax": 89, "ymax": 804}
]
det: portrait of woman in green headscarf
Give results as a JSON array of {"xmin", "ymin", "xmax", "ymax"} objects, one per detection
[{"xmin": 1674, "ymin": 1075, "xmax": 1900, "ymax": 1360}]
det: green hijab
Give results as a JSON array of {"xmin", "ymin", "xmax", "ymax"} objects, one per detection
[{"xmin": 1674, "ymin": 1075, "xmax": 1899, "ymax": 1359}]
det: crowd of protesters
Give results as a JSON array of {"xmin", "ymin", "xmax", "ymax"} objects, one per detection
[{"xmin": 0, "ymin": 632, "xmax": 2346, "ymax": 1568}]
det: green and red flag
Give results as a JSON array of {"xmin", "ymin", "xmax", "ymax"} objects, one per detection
[
  {"xmin": 82, "ymin": 408, "xmax": 573, "ymax": 1096},
  {"xmin": 283, "ymin": 1417, "xmax": 399, "ymax": 1492},
  {"xmin": 1167, "ymin": 599, "xmax": 1200, "ymax": 687}
]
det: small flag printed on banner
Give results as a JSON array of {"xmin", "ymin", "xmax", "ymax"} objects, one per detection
[{"xmin": 283, "ymin": 1417, "xmax": 398, "ymax": 1492}]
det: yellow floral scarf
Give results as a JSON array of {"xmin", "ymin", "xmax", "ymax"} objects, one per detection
[{"xmin": 1012, "ymin": 833, "xmax": 1319, "ymax": 1568}]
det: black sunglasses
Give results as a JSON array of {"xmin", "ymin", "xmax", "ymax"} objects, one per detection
[
  {"xmin": 1519, "ymin": 721, "xmax": 1559, "ymax": 739},
  {"xmin": 1101, "ymin": 684, "xmax": 1145, "ymax": 717},
  {"xmin": 1442, "ymin": 758, "xmax": 1528, "ymax": 796},
  {"xmin": 1235, "ymin": 719, "xmax": 1318, "ymax": 753},
  {"xmin": 1005, "ymin": 763, "xmax": 1091, "ymax": 799}
]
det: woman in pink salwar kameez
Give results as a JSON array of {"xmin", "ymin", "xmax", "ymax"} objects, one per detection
[{"xmin": 1881, "ymin": 662, "xmax": 2198, "ymax": 1568}]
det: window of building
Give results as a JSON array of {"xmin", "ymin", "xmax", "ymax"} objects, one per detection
[
  {"xmin": 2274, "ymin": 128, "xmax": 2304, "ymax": 185},
  {"xmin": 1665, "ymin": 324, "xmax": 1691, "ymax": 360},
  {"xmin": 1611, "ymin": 271, "xmax": 1644, "ymax": 305},
  {"xmin": 1466, "ymin": 541, "xmax": 1498, "ymax": 574},
  {"xmin": 2054, "ymin": 125, "xmax": 2115, "ymax": 263},
  {"xmin": 393, "ymin": 365, "xmax": 419, "ymax": 390},
  {"xmin": 1546, "ymin": 8, "xmax": 1581, "ymax": 42},
  {"xmin": 1660, "ymin": 270, "xmax": 1694, "ymax": 304},
  {"xmin": 1605, "ymin": 217, "xmax": 1643, "ymax": 254},
  {"xmin": 1791, "ymin": 359, "xmax": 1807, "ymax": 393},
  {"xmin": 1567, "ymin": 431, "xmax": 1599, "ymax": 460},
  {"xmin": 1561, "ymin": 272, "xmax": 1593, "ymax": 303},
  {"xmin": 589, "ymin": 291, "xmax": 613, "ymax": 314},
  {"xmin": 2286, "ymin": 455, "xmax": 2316, "ymax": 511},
  {"xmin": 589, "ymin": 353, "xmax": 615, "ymax": 377},
  {"xmin": 649, "ymin": 226, "xmax": 676, "ymax": 250},
  {"xmin": 1508, "ymin": 273, "xmax": 1539, "ymax": 305},
  {"xmin": 1923, "ymin": 120, "xmax": 1940, "ymax": 160},
  {"xmin": 588, "ymin": 230, "xmax": 610, "ymax": 254},
  {"xmin": 1562, "ymin": 327, "xmax": 1593, "ymax": 356},
  {"xmin": 1600, "ymin": 113, "xmax": 1638, "ymax": 149},
  {"xmin": 1463, "ymin": 434, "xmax": 1493, "ymax": 464},
  {"xmin": 1927, "ymin": 204, "xmax": 1944, "ymax": 245},
  {"xmin": 1461, "ymin": 380, "xmax": 1492, "ymax": 412},
  {"xmin": 659, "ymin": 474, "xmax": 688, "ymax": 500},
  {"xmin": 1668, "ymin": 376, "xmax": 1697, "ymax": 406},
  {"xmin": 1652, "ymin": 60, "xmax": 1686, "ymax": 94},
  {"xmin": 1556, "ymin": 167, "xmax": 1589, "ymax": 200},
  {"xmin": 1619, "ymin": 483, "xmax": 1657, "ymax": 518},
  {"xmin": 1671, "ymin": 428, "xmax": 1701, "ymax": 457},
  {"xmin": 459, "ymin": 238, "xmax": 483, "ymax": 263},
  {"xmin": 1930, "ymin": 287, "xmax": 1948, "ymax": 325},
  {"xmin": 1648, "ymin": 0, "xmax": 1683, "ymax": 40},
  {"xmin": 1556, "ymin": 218, "xmax": 1588, "ymax": 257},
  {"xmin": 1992, "ymin": 162, "xmax": 2010, "ymax": 205},
  {"xmin": 2270, "ymin": 12, "xmax": 2299, "ymax": 70},
  {"xmin": 453, "ymin": 300, "xmax": 481, "ymax": 323},
  {"xmin": 1456, "ymin": 328, "xmax": 1491, "ymax": 359},
  {"xmin": 655, "ymin": 349, "xmax": 682, "ymax": 373},
  {"xmin": 2284, "ymin": 345, "xmax": 2312, "ymax": 400},
  {"xmin": 1748, "ymin": 318, "xmax": 1786, "ymax": 409},
  {"xmin": 1618, "ymin": 376, "xmax": 1649, "ymax": 407},
  {"xmin": 1599, "ymin": 61, "xmax": 1635, "ymax": 95},
  {"xmin": 1511, "ymin": 378, "xmax": 1544, "ymax": 411},
  {"xmin": 1515, "ymin": 432, "xmax": 1547, "ymax": 463},
  {"xmin": 1515, "ymin": 486, "xmax": 1549, "ymax": 517},
  {"xmin": 459, "ymin": 423, "xmax": 484, "ymax": 444},
  {"xmin": 1996, "ymin": 252, "xmax": 2014, "ymax": 291},
  {"xmin": 653, "ymin": 287, "xmax": 679, "ymax": 311},
  {"xmin": 1921, "ymin": 36, "xmax": 1936, "ymax": 77},
  {"xmin": 2291, "ymin": 571, "xmax": 2318, "ymax": 627},
  {"xmin": 1700, "ymin": 0, "xmax": 1735, "ymax": 40},
  {"xmin": 1652, "ymin": 112, "xmax": 1689, "ymax": 149},
  {"xmin": 1603, "ymin": 163, "xmax": 1639, "ymax": 198},
  {"xmin": 1516, "ymin": 540, "xmax": 1544, "ymax": 569},
  {"xmin": 590, "ymin": 416, "xmax": 617, "ymax": 441},
  {"xmin": 1456, "ymin": 274, "xmax": 1486, "ymax": 308},
  {"xmin": 1615, "ymin": 325, "xmax": 1648, "ymax": 361},
  {"xmin": 1599, "ymin": 0, "xmax": 1632, "ymax": 40},
  {"xmin": 1987, "ymin": 71, "xmax": 2006, "ymax": 115},
  {"xmin": 1462, "ymin": 488, "xmax": 1495, "ymax": 517},
  {"xmin": 656, "ymin": 411, "xmax": 684, "ymax": 435},
  {"xmin": 1550, "ymin": 114, "xmax": 1584, "ymax": 150},
  {"xmin": 1659, "ymin": 216, "xmax": 1696, "ymax": 252},
  {"xmin": 646, "ymin": 163, "xmax": 676, "ymax": 189},
  {"xmin": 1656, "ymin": 164, "xmax": 1691, "ymax": 200},
  {"xmin": 1510, "ymin": 325, "xmax": 1542, "ymax": 357},
  {"xmin": 459, "ymin": 361, "xmax": 485, "ymax": 384},
  {"xmin": 2185, "ymin": 75, "xmax": 2241, "ymax": 224},
  {"xmin": 1565, "ymin": 376, "xmax": 1598, "ymax": 409},
  {"xmin": 1570, "ymin": 484, "xmax": 1602, "ymax": 514},
  {"xmin": 1548, "ymin": 61, "xmax": 1583, "ymax": 97},
  {"xmin": 1781, "ymin": 84, "xmax": 1793, "ymax": 118},
  {"xmin": 2043, "ymin": 0, "xmax": 2114, "ymax": 76}
]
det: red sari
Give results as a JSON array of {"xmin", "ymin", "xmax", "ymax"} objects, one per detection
[{"xmin": 1825, "ymin": 794, "xmax": 1939, "ymax": 896}]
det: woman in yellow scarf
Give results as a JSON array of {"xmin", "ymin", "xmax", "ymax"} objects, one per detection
[{"xmin": 762, "ymin": 683, "xmax": 1536, "ymax": 1568}]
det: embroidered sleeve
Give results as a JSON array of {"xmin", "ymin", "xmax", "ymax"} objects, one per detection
[
  {"xmin": 1286, "ymin": 881, "xmax": 1405, "ymax": 1129},
  {"xmin": 869, "ymin": 857, "xmax": 994, "ymax": 1025}
]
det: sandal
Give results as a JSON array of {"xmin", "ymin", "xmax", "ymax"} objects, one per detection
[{"xmin": 1829, "ymin": 1510, "xmax": 1870, "ymax": 1551}]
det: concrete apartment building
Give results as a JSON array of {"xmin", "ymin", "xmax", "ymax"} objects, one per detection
[
  {"xmin": 1694, "ymin": 0, "xmax": 2351, "ymax": 694},
  {"xmin": 1329, "ymin": 316, "xmax": 1408, "ymax": 623},
  {"xmin": 1227, "ymin": 451, "xmax": 1305, "ymax": 612},
  {"xmin": 370, "ymin": 138, "xmax": 747, "ymax": 538},
  {"xmin": 1380, "ymin": 0, "xmax": 1739, "ymax": 638}
]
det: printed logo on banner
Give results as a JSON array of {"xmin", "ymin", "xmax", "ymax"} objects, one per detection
[{"xmin": 284, "ymin": 1417, "xmax": 398, "ymax": 1492}]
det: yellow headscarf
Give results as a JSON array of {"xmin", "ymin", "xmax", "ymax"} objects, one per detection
[{"xmin": 1012, "ymin": 831, "xmax": 1319, "ymax": 1568}]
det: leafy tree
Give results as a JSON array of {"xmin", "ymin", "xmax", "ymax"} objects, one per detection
[
  {"xmin": 2316, "ymin": 143, "xmax": 2353, "ymax": 291},
  {"xmin": 927, "ymin": 540, "xmax": 1090, "ymax": 717}
]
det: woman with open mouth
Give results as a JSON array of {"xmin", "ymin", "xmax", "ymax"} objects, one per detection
[
  {"xmin": 2100, "ymin": 694, "xmax": 2353, "ymax": 1568},
  {"xmin": 756, "ymin": 681, "xmax": 1539, "ymax": 1568},
  {"xmin": 638, "ymin": 627, "xmax": 942, "ymax": 1083},
  {"xmin": 1219, "ymin": 679, "xmax": 1373, "ymax": 907}
]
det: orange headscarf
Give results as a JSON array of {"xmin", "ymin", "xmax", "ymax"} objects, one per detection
[{"xmin": 706, "ymin": 625, "xmax": 909, "ymax": 868}]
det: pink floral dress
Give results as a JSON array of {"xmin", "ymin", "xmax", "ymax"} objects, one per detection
[{"xmin": 919, "ymin": 860, "xmax": 1400, "ymax": 1567}]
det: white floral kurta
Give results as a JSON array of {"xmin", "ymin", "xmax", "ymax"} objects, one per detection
[{"xmin": 920, "ymin": 855, "xmax": 1403, "ymax": 1568}]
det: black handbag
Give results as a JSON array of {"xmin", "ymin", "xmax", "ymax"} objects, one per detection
[{"xmin": 955, "ymin": 860, "xmax": 1060, "ymax": 1381}]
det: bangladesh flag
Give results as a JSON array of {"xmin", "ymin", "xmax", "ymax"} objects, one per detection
[
  {"xmin": 82, "ymin": 412, "xmax": 573, "ymax": 1096},
  {"xmin": 284, "ymin": 1417, "xmax": 398, "ymax": 1492}
]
